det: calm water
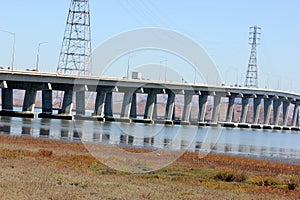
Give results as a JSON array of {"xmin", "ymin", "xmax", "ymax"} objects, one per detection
[{"xmin": 1, "ymin": 112, "xmax": 300, "ymax": 164}]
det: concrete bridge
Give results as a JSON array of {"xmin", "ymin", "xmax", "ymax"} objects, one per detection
[{"xmin": 1, "ymin": 70, "xmax": 300, "ymax": 131}]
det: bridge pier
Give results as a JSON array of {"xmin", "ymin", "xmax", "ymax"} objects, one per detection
[
  {"xmin": 60, "ymin": 90, "xmax": 73, "ymax": 115},
  {"xmin": 253, "ymin": 97, "xmax": 262, "ymax": 124},
  {"xmin": 240, "ymin": 97, "xmax": 249, "ymax": 123},
  {"xmin": 165, "ymin": 92, "xmax": 175, "ymax": 121},
  {"xmin": 226, "ymin": 95, "xmax": 235, "ymax": 122},
  {"xmin": 1, "ymin": 88, "xmax": 13, "ymax": 111},
  {"xmin": 144, "ymin": 89, "xmax": 157, "ymax": 120},
  {"xmin": 76, "ymin": 91, "xmax": 86, "ymax": 115},
  {"xmin": 94, "ymin": 90, "xmax": 106, "ymax": 117},
  {"xmin": 182, "ymin": 92, "xmax": 193, "ymax": 123},
  {"xmin": 104, "ymin": 92, "xmax": 113, "ymax": 118},
  {"xmin": 273, "ymin": 99, "xmax": 281, "ymax": 126},
  {"xmin": 282, "ymin": 100, "xmax": 291, "ymax": 126},
  {"xmin": 130, "ymin": 93, "xmax": 137, "ymax": 118},
  {"xmin": 42, "ymin": 90, "xmax": 53, "ymax": 114},
  {"xmin": 263, "ymin": 97, "xmax": 272, "ymax": 125},
  {"xmin": 292, "ymin": 101, "xmax": 300, "ymax": 127},
  {"xmin": 22, "ymin": 89, "xmax": 37, "ymax": 113},
  {"xmin": 198, "ymin": 93, "xmax": 208, "ymax": 122},
  {"xmin": 120, "ymin": 91, "xmax": 133, "ymax": 118},
  {"xmin": 211, "ymin": 95, "xmax": 221, "ymax": 123}
]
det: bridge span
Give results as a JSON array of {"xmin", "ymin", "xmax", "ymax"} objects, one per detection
[{"xmin": 0, "ymin": 70, "xmax": 300, "ymax": 131}]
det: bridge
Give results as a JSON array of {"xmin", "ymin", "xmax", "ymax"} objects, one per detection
[{"xmin": 0, "ymin": 69, "xmax": 300, "ymax": 131}]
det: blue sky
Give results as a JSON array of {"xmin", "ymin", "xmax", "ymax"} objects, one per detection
[{"xmin": 0, "ymin": 0, "xmax": 299, "ymax": 92}]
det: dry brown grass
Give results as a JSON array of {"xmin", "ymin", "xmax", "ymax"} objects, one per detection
[{"xmin": 0, "ymin": 135, "xmax": 300, "ymax": 200}]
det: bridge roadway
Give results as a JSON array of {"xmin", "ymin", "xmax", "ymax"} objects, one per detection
[{"xmin": 0, "ymin": 70, "xmax": 300, "ymax": 131}]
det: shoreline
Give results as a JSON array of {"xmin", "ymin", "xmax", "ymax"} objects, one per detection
[{"xmin": 1, "ymin": 132, "xmax": 300, "ymax": 166}]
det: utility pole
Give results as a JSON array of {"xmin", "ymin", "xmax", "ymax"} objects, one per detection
[
  {"xmin": 35, "ymin": 42, "xmax": 48, "ymax": 71},
  {"xmin": 57, "ymin": 0, "xmax": 92, "ymax": 75},
  {"xmin": 0, "ymin": 30, "xmax": 16, "ymax": 70},
  {"xmin": 244, "ymin": 26, "xmax": 261, "ymax": 88}
]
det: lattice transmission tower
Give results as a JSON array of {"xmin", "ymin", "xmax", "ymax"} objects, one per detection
[
  {"xmin": 244, "ymin": 26, "xmax": 261, "ymax": 88},
  {"xmin": 57, "ymin": 0, "xmax": 92, "ymax": 75}
]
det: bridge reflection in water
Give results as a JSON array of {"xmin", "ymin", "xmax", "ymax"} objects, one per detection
[
  {"xmin": 1, "ymin": 116, "xmax": 300, "ymax": 163},
  {"xmin": 1, "ymin": 71, "xmax": 300, "ymax": 131}
]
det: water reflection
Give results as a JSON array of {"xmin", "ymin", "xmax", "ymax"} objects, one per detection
[
  {"xmin": 0, "ymin": 117, "xmax": 11, "ymax": 134},
  {"xmin": 40, "ymin": 118, "xmax": 50, "ymax": 137},
  {"xmin": 0, "ymin": 116, "xmax": 300, "ymax": 163}
]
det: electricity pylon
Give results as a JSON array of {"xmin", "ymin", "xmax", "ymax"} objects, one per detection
[{"xmin": 57, "ymin": 0, "xmax": 92, "ymax": 75}]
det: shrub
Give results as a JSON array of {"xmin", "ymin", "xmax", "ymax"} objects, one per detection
[
  {"xmin": 287, "ymin": 181, "xmax": 298, "ymax": 190},
  {"xmin": 214, "ymin": 170, "xmax": 247, "ymax": 182},
  {"xmin": 287, "ymin": 175, "xmax": 299, "ymax": 190},
  {"xmin": 249, "ymin": 176, "xmax": 282, "ymax": 187},
  {"xmin": 278, "ymin": 174, "xmax": 299, "ymax": 190},
  {"xmin": 38, "ymin": 149, "xmax": 53, "ymax": 157}
]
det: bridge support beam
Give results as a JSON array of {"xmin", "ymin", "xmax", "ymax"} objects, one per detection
[
  {"xmin": 60, "ymin": 90, "xmax": 73, "ymax": 115},
  {"xmin": 264, "ymin": 98, "xmax": 272, "ymax": 125},
  {"xmin": 120, "ymin": 91, "xmax": 133, "ymax": 118},
  {"xmin": 273, "ymin": 99, "xmax": 281, "ymax": 126},
  {"xmin": 198, "ymin": 94, "xmax": 208, "ymax": 122},
  {"xmin": 42, "ymin": 90, "xmax": 53, "ymax": 113},
  {"xmin": 292, "ymin": 101, "xmax": 300, "ymax": 127},
  {"xmin": 282, "ymin": 101, "xmax": 291, "ymax": 126},
  {"xmin": 104, "ymin": 92, "xmax": 113, "ymax": 117},
  {"xmin": 94, "ymin": 91, "xmax": 106, "ymax": 117},
  {"xmin": 253, "ymin": 97, "xmax": 262, "ymax": 124},
  {"xmin": 22, "ymin": 89, "xmax": 37, "ymax": 112},
  {"xmin": 226, "ymin": 95, "xmax": 235, "ymax": 122},
  {"xmin": 1, "ymin": 88, "xmax": 13, "ymax": 111},
  {"xmin": 182, "ymin": 93, "xmax": 193, "ymax": 122},
  {"xmin": 130, "ymin": 93, "xmax": 137, "ymax": 118},
  {"xmin": 76, "ymin": 91, "xmax": 85, "ymax": 115},
  {"xmin": 144, "ymin": 90, "xmax": 157, "ymax": 120},
  {"xmin": 211, "ymin": 95, "xmax": 221, "ymax": 123},
  {"xmin": 165, "ymin": 92, "xmax": 175, "ymax": 121},
  {"xmin": 240, "ymin": 97, "xmax": 249, "ymax": 123}
]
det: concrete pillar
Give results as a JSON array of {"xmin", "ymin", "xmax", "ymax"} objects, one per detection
[
  {"xmin": 292, "ymin": 101, "xmax": 300, "ymax": 127},
  {"xmin": 264, "ymin": 98, "xmax": 272, "ymax": 125},
  {"xmin": 211, "ymin": 95, "xmax": 221, "ymax": 123},
  {"xmin": 104, "ymin": 92, "xmax": 113, "ymax": 117},
  {"xmin": 282, "ymin": 101, "xmax": 290, "ymax": 126},
  {"xmin": 198, "ymin": 94, "xmax": 208, "ymax": 122},
  {"xmin": 253, "ymin": 97, "xmax": 262, "ymax": 124},
  {"xmin": 153, "ymin": 98, "xmax": 158, "ymax": 120},
  {"xmin": 273, "ymin": 99, "xmax": 281, "ymax": 126},
  {"xmin": 120, "ymin": 92, "xmax": 133, "ymax": 118},
  {"xmin": 240, "ymin": 97, "xmax": 249, "ymax": 123},
  {"xmin": 94, "ymin": 91, "xmax": 106, "ymax": 116},
  {"xmin": 1, "ymin": 88, "xmax": 13, "ymax": 110},
  {"xmin": 42, "ymin": 90, "xmax": 53, "ymax": 113},
  {"xmin": 226, "ymin": 95, "xmax": 235, "ymax": 122},
  {"xmin": 22, "ymin": 89, "xmax": 37, "ymax": 112},
  {"xmin": 130, "ymin": 93, "xmax": 137, "ymax": 118},
  {"xmin": 60, "ymin": 90, "xmax": 73, "ymax": 115},
  {"xmin": 144, "ymin": 90, "xmax": 157, "ymax": 120},
  {"xmin": 76, "ymin": 91, "xmax": 85, "ymax": 115},
  {"xmin": 165, "ymin": 92, "xmax": 175, "ymax": 121},
  {"xmin": 182, "ymin": 93, "xmax": 193, "ymax": 122}
]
